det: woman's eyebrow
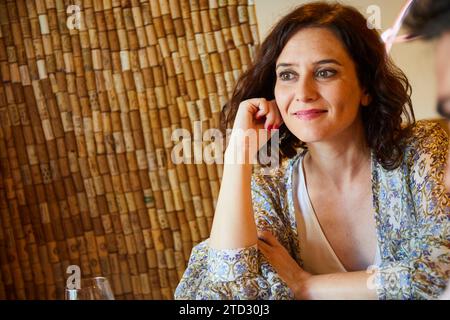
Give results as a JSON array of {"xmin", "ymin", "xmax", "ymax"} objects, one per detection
[
  {"xmin": 314, "ymin": 59, "xmax": 342, "ymax": 66},
  {"xmin": 276, "ymin": 59, "xmax": 342, "ymax": 70}
]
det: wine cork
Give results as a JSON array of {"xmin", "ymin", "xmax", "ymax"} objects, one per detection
[
  {"xmin": 201, "ymin": 198, "xmax": 214, "ymax": 221},
  {"xmin": 128, "ymin": 30, "xmax": 139, "ymax": 51},
  {"xmin": 250, "ymin": 24, "xmax": 260, "ymax": 46},
  {"xmin": 229, "ymin": 48, "xmax": 241, "ymax": 70}
]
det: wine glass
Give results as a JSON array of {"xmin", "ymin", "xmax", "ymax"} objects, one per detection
[{"xmin": 65, "ymin": 276, "xmax": 115, "ymax": 300}]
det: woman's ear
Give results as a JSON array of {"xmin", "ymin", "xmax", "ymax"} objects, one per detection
[{"xmin": 361, "ymin": 91, "xmax": 372, "ymax": 106}]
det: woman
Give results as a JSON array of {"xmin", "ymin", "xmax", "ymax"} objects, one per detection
[{"xmin": 175, "ymin": 2, "xmax": 449, "ymax": 300}]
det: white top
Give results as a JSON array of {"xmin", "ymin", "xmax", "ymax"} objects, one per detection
[{"xmin": 292, "ymin": 153, "xmax": 381, "ymax": 274}]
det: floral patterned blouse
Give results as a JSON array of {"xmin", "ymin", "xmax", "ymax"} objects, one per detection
[{"xmin": 174, "ymin": 121, "xmax": 450, "ymax": 300}]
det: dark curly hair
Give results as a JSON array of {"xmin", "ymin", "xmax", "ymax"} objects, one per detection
[{"xmin": 221, "ymin": 1, "xmax": 415, "ymax": 170}]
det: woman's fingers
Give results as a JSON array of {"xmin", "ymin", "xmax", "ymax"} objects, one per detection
[
  {"xmin": 250, "ymin": 99, "xmax": 283, "ymax": 131},
  {"xmin": 254, "ymin": 100, "xmax": 269, "ymax": 119},
  {"xmin": 257, "ymin": 230, "xmax": 279, "ymax": 247},
  {"xmin": 257, "ymin": 239, "xmax": 271, "ymax": 258},
  {"xmin": 244, "ymin": 98, "xmax": 268, "ymax": 116},
  {"xmin": 267, "ymin": 101, "xmax": 284, "ymax": 131},
  {"xmin": 263, "ymin": 103, "xmax": 277, "ymax": 130},
  {"xmin": 257, "ymin": 231, "xmax": 276, "ymax": 259}
]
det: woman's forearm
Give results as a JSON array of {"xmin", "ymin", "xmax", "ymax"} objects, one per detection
[
  {"xmin": 298, "ymin": 271, "xmax": 378, "ymax": 300},
  {"xmin": 208, "ymin": 98, "xmax": 281, "ymax": 250},
  {"xmin": 208, "ymin": 144, "xmax": 257, "ymax": 250}
]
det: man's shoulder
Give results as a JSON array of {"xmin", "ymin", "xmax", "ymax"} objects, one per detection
[{"xmin": 402, "ymin": 120, "xmax": 449, "ymax": 161}]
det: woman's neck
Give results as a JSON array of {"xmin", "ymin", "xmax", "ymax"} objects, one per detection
[{"xmin": 304, "ymin": 119, "xmax": 371, "ymax": 190}]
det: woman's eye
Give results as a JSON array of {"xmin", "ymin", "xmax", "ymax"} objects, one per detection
[
  {"xmin": 279, "ymin": 71, "xmax": 295, "ymax": 81},
  {"xmin": 316, "ymin": 69, "xmax": 336, "ymax": 79}
]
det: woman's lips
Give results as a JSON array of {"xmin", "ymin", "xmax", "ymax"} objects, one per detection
[{"xmin": 293, "ymin": 109, "xmax": 328, "ymax": 120}]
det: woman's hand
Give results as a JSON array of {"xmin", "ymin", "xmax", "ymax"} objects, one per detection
[
  {"xmin": 258, "ymin": 230, "xmax": 312, "ymax": 299},
  {"xmin": 226, "ymin": 98, "xmax": 284, "ymax": 162}
]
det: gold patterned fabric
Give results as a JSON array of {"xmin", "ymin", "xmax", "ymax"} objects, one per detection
[{"xmin": 175, "ymin": 120, "xmax": 450, "ymax": 300}]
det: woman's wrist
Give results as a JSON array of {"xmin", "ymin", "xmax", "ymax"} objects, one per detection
[
  {"xmin": 293, "ymin": 271, "xmax": 378, "ymax": 300},
  {"xmin": 293, "ymin": 271, "xmax": 313, "ymax": 300},
  {"xmin": 224, "ymin": 137, "xmax": 257, "ymax": 165}
]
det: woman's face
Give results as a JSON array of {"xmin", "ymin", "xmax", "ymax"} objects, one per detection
[{"xmin": 274, "ymin": 27, "xmax": 369, "ymax": 144}]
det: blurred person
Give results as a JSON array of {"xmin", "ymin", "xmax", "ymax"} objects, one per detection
[{"xmin": 404, "ymin": 0, "xmax": 450, "ymax": 300}]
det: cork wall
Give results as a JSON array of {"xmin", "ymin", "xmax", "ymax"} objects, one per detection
[{"xmin": 0, "ymin": 0, "xmax": 260, "ymax": 299}]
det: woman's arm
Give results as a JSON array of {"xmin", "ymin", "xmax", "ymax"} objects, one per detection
[
  {"xmin": 258, "ymin": 230, "xmax": 378, "ymax": 300},
  {"xmin": 298, "ymin": 271, "xmax": 378, "ymax": 300},
  {"xmin": 175, "ymin": 142, "xmax": 294, "ymax": 300},
  {"xmin": 209, "ymin": 98, "xmax": 283, "ymax": 250},
  {"xmin": 209, "ymin": 153, "xmax": 257, "ymax": 249}
]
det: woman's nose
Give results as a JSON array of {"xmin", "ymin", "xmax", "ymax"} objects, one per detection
[{"xmin": 295, "ymin": 76, "xmax": 319, "ymax": 103}]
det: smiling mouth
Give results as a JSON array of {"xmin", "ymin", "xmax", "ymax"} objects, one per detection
[{"xmin": 293, "ymin": 109, "xmax": 328, "ymax": 120}]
